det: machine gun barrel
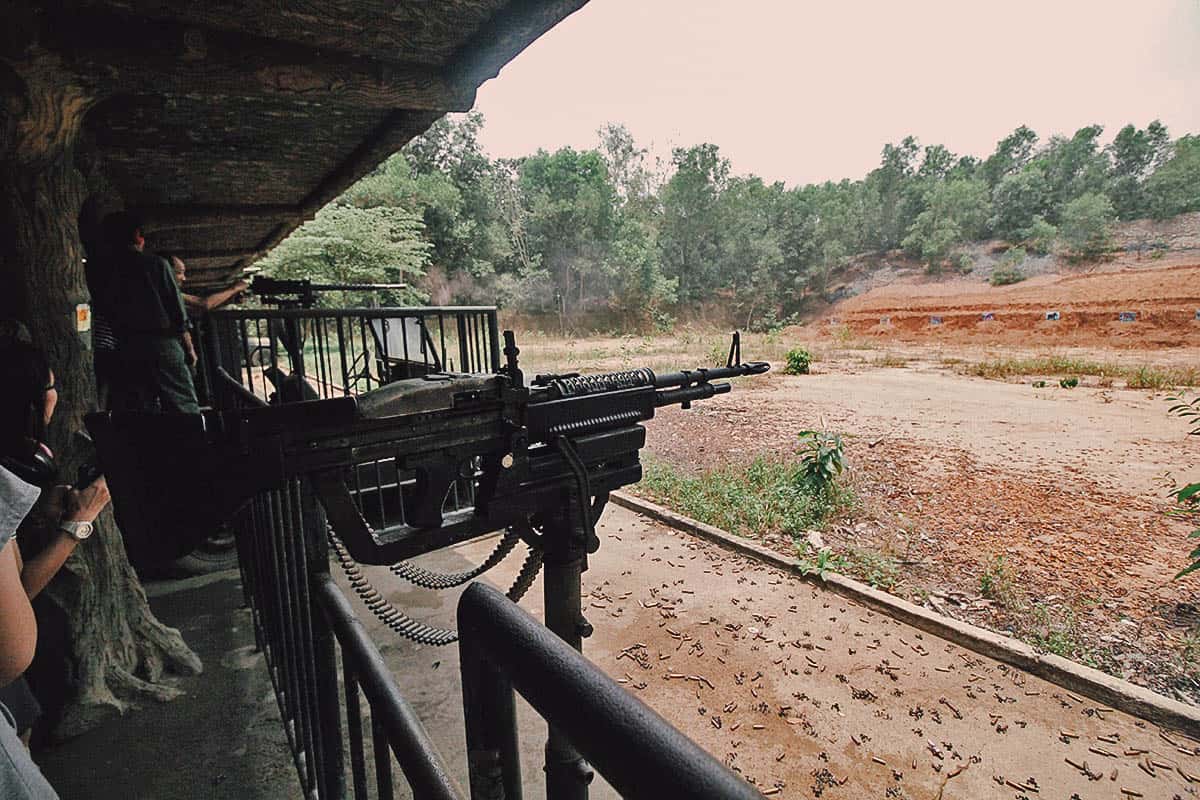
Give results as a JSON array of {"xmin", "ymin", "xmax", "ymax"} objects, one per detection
[
  {"xmin": 655, "ymin": 381, "xmax": 731, "ymax": 407},
  {"xmin": 653, "ymin": 360, "xmax": 770, "ymax": 388},
  {"xmin": 533, "ymin": 360, "xmax": 769, "ymax": 401},
  {"xmin": 248, "ymin": 276, "xmax": 407, "ymax": 307},
  {"xmin": 306, "ymin": 282, "xmax": 408, "ymax": 292}
]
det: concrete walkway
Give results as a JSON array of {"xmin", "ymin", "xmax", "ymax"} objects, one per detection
[
  {"xmin": 37, "ymin": 571, "xmax": 296, "ymax": 799},
  {"xmin": 36, "ymin": 504, "xmax": 1200, "ymax": 798}
]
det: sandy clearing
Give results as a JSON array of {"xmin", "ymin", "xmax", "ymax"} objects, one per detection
[
  {"xmin": 651, "ymin": 368, "xmax": 1197, "ymax": 495},
  {"xmin": 350, "ymin": 506, "xmax": 1200, "ymax": 799}
]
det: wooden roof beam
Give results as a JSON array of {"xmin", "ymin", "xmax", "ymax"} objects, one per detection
[
  {"xmin": 169, "ymin": 247, "xmax": 260, "ymax": 261},
  {"xmin": 53, "ymin": 14, "xmax": 477, "ymax": 112},
  {"xmin": 137, "ymin": 204, "xmax": 303, "ymax": 231}
]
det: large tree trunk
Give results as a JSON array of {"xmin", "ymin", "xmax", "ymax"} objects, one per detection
[{"xmin": 0, "ymin": 51, "xmax": 201, "ymax": 740}]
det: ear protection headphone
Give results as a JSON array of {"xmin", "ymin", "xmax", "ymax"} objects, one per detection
[{"xmin": 0, "ymin": 438, "xmax": 58, "ymax": 488}]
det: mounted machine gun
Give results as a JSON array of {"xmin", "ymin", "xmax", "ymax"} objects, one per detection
[
  {"xmin": 248, "ymin": 275, "xmax": 408, "ymax": 309},
  {"xmin": 85, "ymin": 330, "xmax": 769, "ymax": 795}
]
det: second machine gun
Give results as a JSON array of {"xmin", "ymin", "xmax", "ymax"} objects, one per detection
[
  {"xmin": 85, "ymin": 330, "xmax": 768, "ymax": 796},
  {"xmin": 247, "ymin": 275, "xmax": 408, "ymax": 308}
]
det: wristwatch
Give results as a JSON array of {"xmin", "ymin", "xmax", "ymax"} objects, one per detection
[{"xmin": 58, "ymin": 519, "xmax": 95, "ymax": 542}]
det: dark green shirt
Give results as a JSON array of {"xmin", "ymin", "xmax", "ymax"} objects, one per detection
[{"xmin": 103, "ymin": 247, "xmax": 187, "ymax": 336}]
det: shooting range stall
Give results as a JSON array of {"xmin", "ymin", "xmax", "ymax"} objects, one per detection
[
  {"xmin": 88, "ymin": 307, "xmax": 769, "ymax": 799},
  {"xmin": 2, "ymin": 1, "xmax": 772, "ymax": 796},
  {"xmin": 0, "ymin": 3, "xmax": 777, "ymax": 796}
]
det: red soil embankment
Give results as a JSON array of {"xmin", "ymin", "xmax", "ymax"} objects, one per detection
[{"xmin": 833, "ymin": 263, "xmax": 1200, "ymax": 348}]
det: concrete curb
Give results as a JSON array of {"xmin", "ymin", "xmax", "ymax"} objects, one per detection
[{"xmin": 610, "ymin": 490, "xmax": 1200, "ymax": 739}]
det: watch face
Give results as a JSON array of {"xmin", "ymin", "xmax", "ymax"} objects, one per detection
[{"xmin": 63, "ymin": 520, "xmax": 94, "ymax": 541}]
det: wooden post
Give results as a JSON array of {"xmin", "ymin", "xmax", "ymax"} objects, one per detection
[{"xmin": 0, "ymin": 50, "xmax": 201, "ymax": 739}]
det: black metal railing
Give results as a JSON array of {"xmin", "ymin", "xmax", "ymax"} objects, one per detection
[
  {"xmin": 233, "ymin": 474, "xmax": 466, "ymax": 800},
  {"xmin": 315, "ymin": 575, "xmax": 463, "ymax": 800},
  {"xmin": 458, "ymin": 583, "xmax": 762, "ymax": 800},
  {"xmin": 196, "ymin": 306, "xmax": 500, "ymax": 407},
  {"xmin": 206, "ymin": 305, "xmax": 763, "ymax": 799},
  {"xmin": 197, "ymin": 306, "xmax": 497, "ymax": 530}
]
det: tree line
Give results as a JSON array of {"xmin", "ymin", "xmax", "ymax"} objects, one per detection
[{"xmin": 259, "ymin": 114, "xmax": 1200, "ymax": 328}]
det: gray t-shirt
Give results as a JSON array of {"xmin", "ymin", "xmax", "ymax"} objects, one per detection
[
  {"xmin": 0, "ymin": 465, "xmax": 58, "ymax": 799},
  {"xmin": 0, "ymin": 464, "xmax": 40, "ymax": 549}
]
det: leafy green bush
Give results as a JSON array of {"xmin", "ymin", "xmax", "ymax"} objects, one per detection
[
  {"xmin": 784, "ymin": 347, "xmax": 812, "ymax": 375},
  {"xmin": 1025, "ymin": 216, "xmax": 1057, "ymax": 254},
  {"xmin": 990, "ymin": 247, "xmax": 1027, "ymax": 285},
  {"xmin": 1059, "ymin": 377, "xmax": 1079, "ymax": 388},
  {"xmin": 1060, "ymin": 192, "xmax": 1116, "ymax": 261},
  {"xmin": 990, "ymin": 267, "xmax": 1025, "ymax": 286},
  {"xmin": 797, "ymin": 430, "xmax": 846, "ymax": 488},
  {"xmin": 796, "ymin": 547, "xmax": 847, "ymax": 581}
]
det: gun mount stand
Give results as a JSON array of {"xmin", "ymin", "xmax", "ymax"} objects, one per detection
[{"xmin": 539, "ymin": 484, "xmax": 606, "ymax": 800}]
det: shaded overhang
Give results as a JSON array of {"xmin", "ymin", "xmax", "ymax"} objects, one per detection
[{"xmin": 11, "ymin": 0, "xmax": 588, "ymax": 289}]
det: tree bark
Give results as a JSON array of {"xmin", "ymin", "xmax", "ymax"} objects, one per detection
[{"xmin": 0, "ymin": 50, "xmax": 201, "ymax": 740}]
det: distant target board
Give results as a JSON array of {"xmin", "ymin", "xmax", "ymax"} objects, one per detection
[
  {"xmin": 1119, "ymin": 311, "xmax": 1137, "ymax": 322},
  {"xmin": 981, "ymin": 312, "xmax": 995, "ymax": 321},
  {"xmin": 1045, "ymin": 311, "xmax": 1060, "ymax": 321},
  {"xmin": 930, "ymin": 316, "xmax": 943, "ymax": 326}
]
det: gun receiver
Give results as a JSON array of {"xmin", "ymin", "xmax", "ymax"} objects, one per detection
[{"xmin": 85, "ymin": 331, "xmax": 769, "ymax": 569}]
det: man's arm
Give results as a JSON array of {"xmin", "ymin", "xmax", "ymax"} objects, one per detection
[
  {"xmin": 153, "ymin": 256, "xmax": 197, "ymax": 364},
  {"xmin": 15, "ymin": 480, "xmax": 110, "ymax": 599},
  {"xmin": 180, "ymin": 280, "xmax": 247, "ymax": 317}
]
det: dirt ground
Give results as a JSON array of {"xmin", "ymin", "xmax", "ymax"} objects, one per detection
[
  {"xmin": 586, "ymin": 510, "xmax": 1200, "ymax": 799},
  {"xmin": 348, "ymin": 508, "xmax": 1200, "ymax": 800},
  {"xmin": 640, "ymin": 365, "xmax": 1200, "ymax": 701},
  {"xmin": 514, "ymin": 259, "xmax": 1200, "ymax": 710}
]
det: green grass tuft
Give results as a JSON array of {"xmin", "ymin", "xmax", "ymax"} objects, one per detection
[
  {"xmin": 638, "ymin": 455, "xmax": 854, "ymax": 540},
  {"xmin": 962, "ymin": 356, "xmax": 1199, "ymax": 388}
]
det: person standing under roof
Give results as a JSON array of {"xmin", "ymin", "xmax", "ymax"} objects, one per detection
[{"xmin": 99, "ymin": 212, "xmax": 199, "ymax": 415}]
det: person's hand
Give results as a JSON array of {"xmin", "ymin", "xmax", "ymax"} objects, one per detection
[
  {"xmin": 233, "ymin": 279, "xmax": 250, "ymax": 295},
  {"xmin": 63, "ymin": 477, "xmax": 110, "ymax": 524},
  {"xmin": 38, "ymin": 485, "xmax": 72, "ymax": 522}
]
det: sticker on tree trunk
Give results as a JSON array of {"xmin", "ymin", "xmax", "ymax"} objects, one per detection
[{"xmin": 75, "ymin": 303, "xmax": 91, "ymax": 332}]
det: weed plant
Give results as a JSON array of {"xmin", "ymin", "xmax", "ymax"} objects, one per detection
[
  {"xmin": 639, "ymin": 455, "xmax": 854, "ymax": 540},
  {"xmin": 963, "ymin": 356, "xmax": 1198, "ymax": 388}
]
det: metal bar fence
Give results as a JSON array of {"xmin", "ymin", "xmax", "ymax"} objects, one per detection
[
  {"xmin": 199, "ymin": 306, "xmax": 497, "ymax": 531},
  {"xmin": 232, "ymin": 478, "xmax": 466, "ymax": 800},
  {"xmin": 458, "ymin": 583, "xmax": 762, "ymax": 800},
  {"xmin": 211, "ymin": 308, "xmax": 495, "ymax": 799},
  {"xmin": 209, "ymin": 305, "xmax": 759, "ymax": 799},
  {"xmin": 198, "ymin": 307, "xmax": 500, "ymax": 410}
]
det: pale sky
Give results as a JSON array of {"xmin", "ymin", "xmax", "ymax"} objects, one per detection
[{"xmin": 474, "ymin": 0, "xmax": 1200, "ymax": 186}]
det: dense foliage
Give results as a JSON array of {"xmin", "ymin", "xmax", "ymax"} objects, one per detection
[{"xmin": 262, "ymin": 113, "xmax": 1199, "ymax": 327}]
